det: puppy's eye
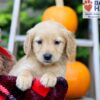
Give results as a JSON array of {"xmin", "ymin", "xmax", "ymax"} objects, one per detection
[
  {"xmin": 36, "ymin": 40, "xmax": 42, "ymax": 44},
  {"xmin": 54, "ymin": 40, "xmax": 61, "ymax": 45}
]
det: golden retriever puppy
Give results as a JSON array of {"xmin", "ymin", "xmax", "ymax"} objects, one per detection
[{"xmin": 9, "ymin": 20, "xmax": 76, "ymax": 91}]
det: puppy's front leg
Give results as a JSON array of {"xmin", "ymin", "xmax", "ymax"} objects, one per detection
[
  {"xmin": 16, "ymin": 70, "xmax": 33, "ymax": 91},
  {"xmin": 40, "ymin": 72, "xmax": 57, "ymax": 87}
]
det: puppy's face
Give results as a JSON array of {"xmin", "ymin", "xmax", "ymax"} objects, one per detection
[
  {"xmin": 24, "ymin": 21, "xmax": 76, "ymax": 65},
  {"xmin": 33, "ymin": 32, "xmax": 65, "ymax": 65}
]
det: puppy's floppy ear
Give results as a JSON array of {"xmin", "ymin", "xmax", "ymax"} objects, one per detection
[
  {"xmin": 24, "ymin": 28, "xmax": 35, "ymax": 56},
  {"xmin": 63, "ymin": 29, "xmax": 76, "ymax": 62}
]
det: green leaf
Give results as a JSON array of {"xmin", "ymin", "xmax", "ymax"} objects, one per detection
[{"xmin": 77, "ymin": 4, "xmax": 82, "ymax": 13}]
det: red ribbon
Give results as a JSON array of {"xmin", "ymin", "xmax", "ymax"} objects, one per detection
[{"xmin": 0, "ymin": 47, "xmax": 12, "ymax": 60}]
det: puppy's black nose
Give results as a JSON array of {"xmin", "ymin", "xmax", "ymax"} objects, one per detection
[{"xmin": 43, "ymin": 53, "xmax": 52, "ymax": 61}]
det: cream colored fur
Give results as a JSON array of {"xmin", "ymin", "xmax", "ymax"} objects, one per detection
[{"xmin": 9, "ymin": 20, "xmax": 76, "ymax": 91}]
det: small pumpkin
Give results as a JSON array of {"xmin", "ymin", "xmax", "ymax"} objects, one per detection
[
  {"xmin": 42, "ymin": 6, "xmax": 78, "ymax": 33},
  {"xmin": 65, "ymin": 61, "xmax": 91, "ymax": 98}
]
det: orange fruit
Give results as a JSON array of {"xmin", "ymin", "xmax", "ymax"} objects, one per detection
[
  {"xmin": 42, "ymin": 6, "xmax": 78, "ymax": 33},
  {"xmin": 65, "ymin": 61, "xmax": 91, "ymax": 98}
]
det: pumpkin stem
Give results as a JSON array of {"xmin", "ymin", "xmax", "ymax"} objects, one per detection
[{"xmin": 55, "ymin": 0, "xmax": 64, "ymax": 6}]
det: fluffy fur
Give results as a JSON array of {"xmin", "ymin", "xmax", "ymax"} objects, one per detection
[{"xmin": 9, "ymin": 21, "xmax": 76, "ymax": 91}]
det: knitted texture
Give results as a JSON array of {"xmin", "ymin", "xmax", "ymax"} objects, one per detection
[{"xmin": 0, "ymin": 75, "xmax": 68, "ymax": 100}]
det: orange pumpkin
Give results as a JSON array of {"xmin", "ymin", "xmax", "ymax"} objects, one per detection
[
  {"xmin": 42, "ymin": 6, "xmax": 78, "ymax": 33},
  {"xmin": 65, "ymin": 61, "xmax": 91, "ymax": 98}
]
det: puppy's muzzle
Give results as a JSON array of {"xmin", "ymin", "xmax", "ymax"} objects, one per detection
[{"xmin": 43, "ymin": 53, "xmax": 52, "ymax": 62}]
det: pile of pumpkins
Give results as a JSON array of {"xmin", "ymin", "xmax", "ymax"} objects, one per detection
[{"xmin": 42, "ymin": 5, "xmax": 91, "ymax": 99}]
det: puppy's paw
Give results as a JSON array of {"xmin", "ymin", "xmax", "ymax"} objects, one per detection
[
  {"xmin": 16, "ymin": 75, "xmax": 33, "ymax": 91},
  {"xmin": 40, "ymin": 73, "xmax": 57, "ymax": 87}
]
